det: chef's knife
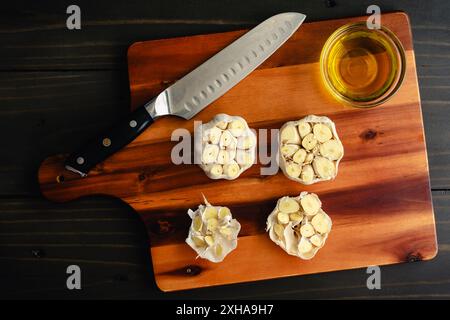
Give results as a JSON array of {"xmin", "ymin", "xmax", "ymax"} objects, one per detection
[{"xmin": 65, "ymin": 12, "xmax": 306, "ymax": 177}]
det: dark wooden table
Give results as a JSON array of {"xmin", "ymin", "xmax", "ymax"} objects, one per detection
[{"xmin": 1, "ymin": 0, "xmax": 449, "ymax": 299}]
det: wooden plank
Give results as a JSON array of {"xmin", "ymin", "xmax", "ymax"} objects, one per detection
[
  {"xmin": 0, "ymin": 0, "xmax": 448, "ymax": 70},
  {"xmin": 0, "ymin": 70, "xmax": 128, "ymax": 196},
  {"xmin": 37, "ymin": 12, "xmax": 437, "ymax": 291},
  {"xmin": 0, "ymin": 190, "xmax": 448, "ymax": 298},
  {"xmin": 0, "ymin": 3, "xmax": 448, "ymax": 197},
  {"xmin": 412, "ymin": 17, "xmax": 450, "ymax": 189}
]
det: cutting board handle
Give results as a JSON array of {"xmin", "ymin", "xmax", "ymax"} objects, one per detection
[{"xmin": 39, "ymin": 154, "xmax": 94, "ymax": 202}]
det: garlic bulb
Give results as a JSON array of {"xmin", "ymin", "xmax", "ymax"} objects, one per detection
[
  {"xmin": 266, "ymin": 192, "xmax": 332, "ymax": 260},
  {"xmin": 186, "ymin": 195, "xmax": 241, "ymax": 263},
  {"xmin": 196, "ymin": 114, "xmax": 256, "ymax": 180},
  {"xmin": 279, "ymin": 115, "xmax": 344, "ymax": 184}
]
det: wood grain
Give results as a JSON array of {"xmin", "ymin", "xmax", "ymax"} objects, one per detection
[
  {"xmin": 37, "ymin": 12, "xmax": 437, "ymax": 292},
  {"xmin": 1, "ymin": 190, "xmax": 448, "ymax": 299}
]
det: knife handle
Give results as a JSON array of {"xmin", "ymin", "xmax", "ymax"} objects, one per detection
[{"xmin": 64, "ymin": 105, "xmax": 154, "ymax": 177}]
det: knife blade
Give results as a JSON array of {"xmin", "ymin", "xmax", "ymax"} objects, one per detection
[{"xmin": 65, "ymin": 12, "xmax": 306, "ymax": 177}]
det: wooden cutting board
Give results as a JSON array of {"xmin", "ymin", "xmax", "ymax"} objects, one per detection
[{"xmin": 39, "ymin": 12, "xmax": 437, "ymax": 292}]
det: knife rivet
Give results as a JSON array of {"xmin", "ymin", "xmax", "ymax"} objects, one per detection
[
  {"xmin": 129, "ymin": 120, "xmax": 137, "ymax": 128},
  {"xmin": 102, "ymin": 138, "xmax": 111, "ymax": 147},
  {"xmin": 76, "ymin": 157, "xmax": 85, "ymax": 165}
]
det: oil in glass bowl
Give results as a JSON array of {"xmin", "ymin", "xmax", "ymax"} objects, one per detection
[{"xmin": 320, "ymin": 23, "xmax": 406, "ymax": 107}]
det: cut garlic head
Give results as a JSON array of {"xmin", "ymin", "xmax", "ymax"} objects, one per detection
[
  {"xmin": 186, "ymin": 196, "xmax": 241, "ymax": 263},
  {"xmin": 266, "ymin": 192, "xmax": 332, "ymax": 260},
  {"xmin": 196, "ymin": 114, "xmax": 256, "ymax": 180},
  {"xmin": 279, "ymin": 115, "xmax": 344, "ymax": 185}
]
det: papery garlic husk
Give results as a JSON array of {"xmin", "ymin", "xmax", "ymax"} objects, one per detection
[
  {"xmin": 266, "ymin": 192, "xmax": 332, "ymax": 260},
  {"xmin": 196, "ymin": 114, "xmax": 256, "ymax": 180},
  {"xmin": 186, "ymin": 195, "xmax": 241, "ymax": 263},
  {"xmin": 279, "ymin": 115, "xmax": 344, "ymax": 185}
]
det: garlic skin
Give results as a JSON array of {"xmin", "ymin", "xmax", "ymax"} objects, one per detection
[
  {"xmin": 279, "ymin": 115, "xmax": 344, "ymax": 185},
  {"xmin": 266, "ymin": 192, "xmax": 332, "ymax": 260},
  {"xmin": 186, "ymin": 195, "xmax": 241, "ymax": 263},
  {"xmin": 196, "ymin": 114, "xmax": 256, "ymax": 180}
]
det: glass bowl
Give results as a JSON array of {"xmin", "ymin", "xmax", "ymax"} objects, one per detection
[{"xmin": 320, "ymin": 22, "xmax": 406, "ymax": 108}]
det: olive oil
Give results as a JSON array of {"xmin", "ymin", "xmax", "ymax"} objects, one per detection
[{"xmin": 320, "ymin": 23, "xmax": 405, "ymax": 107}]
